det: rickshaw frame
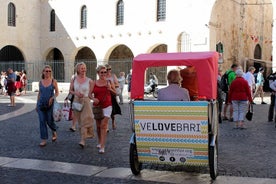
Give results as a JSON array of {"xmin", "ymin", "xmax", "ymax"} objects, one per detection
[{"xmin": 129, "ymin": 52, "xmax": 219, "ymax": 180}]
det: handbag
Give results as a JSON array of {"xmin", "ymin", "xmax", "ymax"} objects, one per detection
[
  {"xmin": 62, "ymin": 101, "xmax": 73, "ymax": 121},
  {"xmin": 53, "ymin": 98, "xmax": 62, "ymax": 122},
  {"xmin": 111, "ymin": 94, "xmax": 121, "ymax": 115},
  {"xmin": 92, "ymin": 106, "xmax": 104, "ymax": 120},
  {"xmin": 66, "ymin": 76, "xmax": 76, "ymax": 102},
  {"xmin": 72, "ymin": 101, "xmax": 84, "ymax": 112},
  {"xmin": 92, "ymin": 86, "xmax": 108, "ymax": 120},
  {"xmin": 245, "ymin": 103, "xmax": 253, "ymax": 121}
]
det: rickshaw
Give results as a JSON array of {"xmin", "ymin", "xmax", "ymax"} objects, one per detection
[{"xmin": 129, "ymin": 52, "xmax": 219, "ymax": 180}]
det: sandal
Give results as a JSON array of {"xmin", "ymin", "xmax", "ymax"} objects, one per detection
[
  {"xmin": 39, "ymin": 141, "xmax": 47, "ymax": 147},
  {"xmin": 79, "ymin": 142, "xmax": 85, "ymax": 149},
  {"xmin": 99, "ymin": 148, "xmax": 105, "ymax": 154},
  {"xmin": 52, "ymin": 132, "xmax": 57, "ymax": 142}
]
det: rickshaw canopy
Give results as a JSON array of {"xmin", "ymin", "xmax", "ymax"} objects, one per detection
[{"xmin": 131, "ymin": 52, "xmax": 219, "ymax": 100}]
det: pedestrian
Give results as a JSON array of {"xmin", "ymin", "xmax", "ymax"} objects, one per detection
[
  {"xmin": 6, "ymin": 68, "xmax": 16, "ymax": 107},
  {"xmin": 15, "ymin": 71, "xmax": 22, "ymax": 96},
  {"xmin": 267, "ymin": 72, "xmax": 276, "ymax": 122},
  {"xmin": 222, "ymin": 64, "xmax": 238, "ymax": 121},
  {"xmin": 157, "ymin": 69, "xmax": 190, "ymax": 101},
  {"xmin": 253, "ymin": 67, "xmax": 266, "ymax": 104},
  {"xmin": 243, "ymin": 66, "xmax": 256, "ymax": 98},
  {"xmin": 68, "ymin": 73, "xmax": 77, "ymax": 132},
  {"xmin": 126, "ymin": 69, "xmax": 132, "ymax": 99},
  {"xmin": 228, "ymin": 69, "xmax": 253, "ymax": 129},
  {"xmin": 90, "ymin": 65, "xmax": 116, "ymax": 154},
  {"xmin": 70, "ymin": 62, "xmax": 94, "ymax": 148},
  {"xmin": 0, "ymin": 71, "xmax": 7, "ymax": 95},
  {"xmin": 36, "ymin": 65, "xmax": 59, "ymax": 147},
  {"xmin": 118, "ymin": 71, "xmax": 126, "ymax": 104},
  {"xmin": 105, "ymin": 64, "xmax": 121, "ymax": 131},
  {"xmin": 20, "ymin": 69, "xmax": 28, "ymax": 95}
]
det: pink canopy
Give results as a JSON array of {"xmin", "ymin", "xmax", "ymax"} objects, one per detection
[{"xmin": 131, "ymin": 52, "xmax": 219, "ymax": 100}]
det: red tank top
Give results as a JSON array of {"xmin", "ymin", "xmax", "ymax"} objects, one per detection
[{"xmin": 93, "ymin": 83, "xmax": 112, "ymax": 108}]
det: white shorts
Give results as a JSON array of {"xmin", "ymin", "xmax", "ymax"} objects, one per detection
[{"xmin": 103, "ymin": 106, "xmax": 112, "ymax": 118}]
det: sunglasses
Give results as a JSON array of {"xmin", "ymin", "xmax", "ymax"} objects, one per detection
[
  {"xmin": 100, "ymin": 71, "xmax": 107, "ymax": 74},
  {"xmin": 45, "ymin": 70, "xmax": 52, "ymax": 73}
]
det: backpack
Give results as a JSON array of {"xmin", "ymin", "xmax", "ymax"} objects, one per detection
[{"xmin": 220, "ymin": 71, "xmax": 233, "ymax": 92}]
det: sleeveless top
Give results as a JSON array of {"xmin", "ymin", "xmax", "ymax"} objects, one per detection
[
  {"xmin": 38, "ymin": 80, "xmax": 54, "ymax": 107},
  {"xmin": 73, "ymin": 77, "xmax": 91, "ymax": 97},
  {"xmin": 93, "ymin": 83, "xmax": 112, "ymax": 108}
]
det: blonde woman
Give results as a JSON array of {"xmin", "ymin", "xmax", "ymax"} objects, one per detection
[
  {"xmin": 157, "ymin": 69, "xmax": 190, "ymax": 101},
  {"xmin": 90, "ymin": 65, "xmax": 116, "ymax": 154},
  {"xmin": 36, "ymin": 65, "xmax": 59, "ymax": 147},
  {"xmin": 69, "ymin": 62, "xmax": 94, "ymax": 148}
]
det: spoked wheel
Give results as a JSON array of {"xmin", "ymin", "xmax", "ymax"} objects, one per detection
[
  {"xmin": 129, "ymin": 143, "xmax": 141, "ymax": 175},
  {"xmin": 209, "ymin": 136, "xmax": 218, "ymax": 180},
  {"xmin": 153, "ymin": 90, "xmax": 158, "ymax": 98}
]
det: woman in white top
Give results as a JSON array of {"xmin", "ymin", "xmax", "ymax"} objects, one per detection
[{"xmin": 69, "ymin": 62, "xmax": 94, "ymax": 148}]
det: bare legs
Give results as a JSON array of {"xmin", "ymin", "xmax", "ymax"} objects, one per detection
[{"xmin": 96, "ymin": 117, "xmax": 109, "ymax": 153}]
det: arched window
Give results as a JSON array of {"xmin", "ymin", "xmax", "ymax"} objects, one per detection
[
  {"xmin": 157, "ymin": 0, "xmax": 166, "ymax": 22},
  {"xmin": 80, "ymin": 5, "xmax": 87, "ymax": 29},
  {"xmin": 50, "ymin": 9, "xmax": 55, "ymax": 32},
  {"xmin": 178, "ymin": 32, "xmax": 191, "ymax": 52},
  {"xmin": 8, "ymin": 3, "xmax": 16, "ymax": 26},
  {"xmin": 116, "ymin": 0, "xmax": 124, "ymax": 25}
]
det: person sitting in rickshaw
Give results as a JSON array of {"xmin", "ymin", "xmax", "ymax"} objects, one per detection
[{"xmin": 157, "ymin": 69, "xmax": 190, "ymax": 101}]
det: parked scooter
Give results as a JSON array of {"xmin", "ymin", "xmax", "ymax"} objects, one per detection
[{"xmin": 144, "ymin": 79, "xmax": 158, "ymax": 98}]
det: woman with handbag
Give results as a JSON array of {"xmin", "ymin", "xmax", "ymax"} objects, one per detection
[
  {"xmin": 69, "ymin": 62, "xmax": 94, "ymax": 148},
  {"xmin": 90, "ymin": 65, "xmax": 116, "ymax": 154},
  {"xmin": 228, "ymin": 69, "xmax": 253, "ymax": 129},
  {"xmin": 36, "ymin": 65, "xmax": 59, "ymax": 147}
]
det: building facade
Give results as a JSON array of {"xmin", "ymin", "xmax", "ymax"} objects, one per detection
[{"xmin": 0, "ymin": 0, "xmax": 274, "ymax": 83}]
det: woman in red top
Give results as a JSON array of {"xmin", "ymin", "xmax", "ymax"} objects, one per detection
[
  {"xmin": 90, "ymin": 65, "xmax": 116, "ymax": 154},
  {"xmin": 228, "ymin": 69, "xmax": 253, "ymax": 129}
]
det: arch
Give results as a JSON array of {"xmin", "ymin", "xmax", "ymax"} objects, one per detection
[
  {"xmin": 75, "ymin": 47, "xmax": 97, "ymax": 80},
  {"xmin": 0, "ymin": 45, "xmax": 25, "ymax": 73},
  {"xmin": 45, "ymin": 48, "xmax": 65, "ymax": 82},
  {"xmin": 106, "ymin": 44, "xmax": 133, "ymax": 79},
  {"xmin": 8, "ymin": 2, "xmax": 16, "ymax": 26},
  {"xmin": 80, "ymin": 5, "xmax": 87, "ymax": 29},
  {"xmin": 254, "ymin": 44, "xmax": 262, "ymax": 59},
  {"xmin": 147, "ymin": 44, "xmax": 168, "ymax": 84},
  {"xmin": 50, "ymin": 9, "xmax": 55, "ymax": 32}
]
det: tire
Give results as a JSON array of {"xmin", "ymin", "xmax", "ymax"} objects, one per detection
[
  {"xmin": 153, "ymin": 90, "xmax": 158, "ymax": 98},
  {"xmin": 209, "ymin": 137, "xmax": 218, "ymax": 180},
  {"xmin": 129, "ymin": 143, "xmax": 141, "ymax": 175}
]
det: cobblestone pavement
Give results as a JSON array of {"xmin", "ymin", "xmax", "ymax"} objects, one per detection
[{"xmin": 0, "ymin": 92, "xmax": 276, "ymax": 183}]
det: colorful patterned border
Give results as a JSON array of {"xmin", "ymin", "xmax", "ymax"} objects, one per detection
[{"xmin": 133, "ymin": 101, "xmax": 209, "ymax": 166}]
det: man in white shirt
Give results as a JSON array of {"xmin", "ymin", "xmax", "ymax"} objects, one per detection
[{"xmin": 243, "ymin": 66, "xmax": 255, "ymax": 98}]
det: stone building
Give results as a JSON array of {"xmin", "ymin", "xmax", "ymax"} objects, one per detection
[{"xmin": 0, "ymin": 0, "xmax": 274, "ymax": 84}]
